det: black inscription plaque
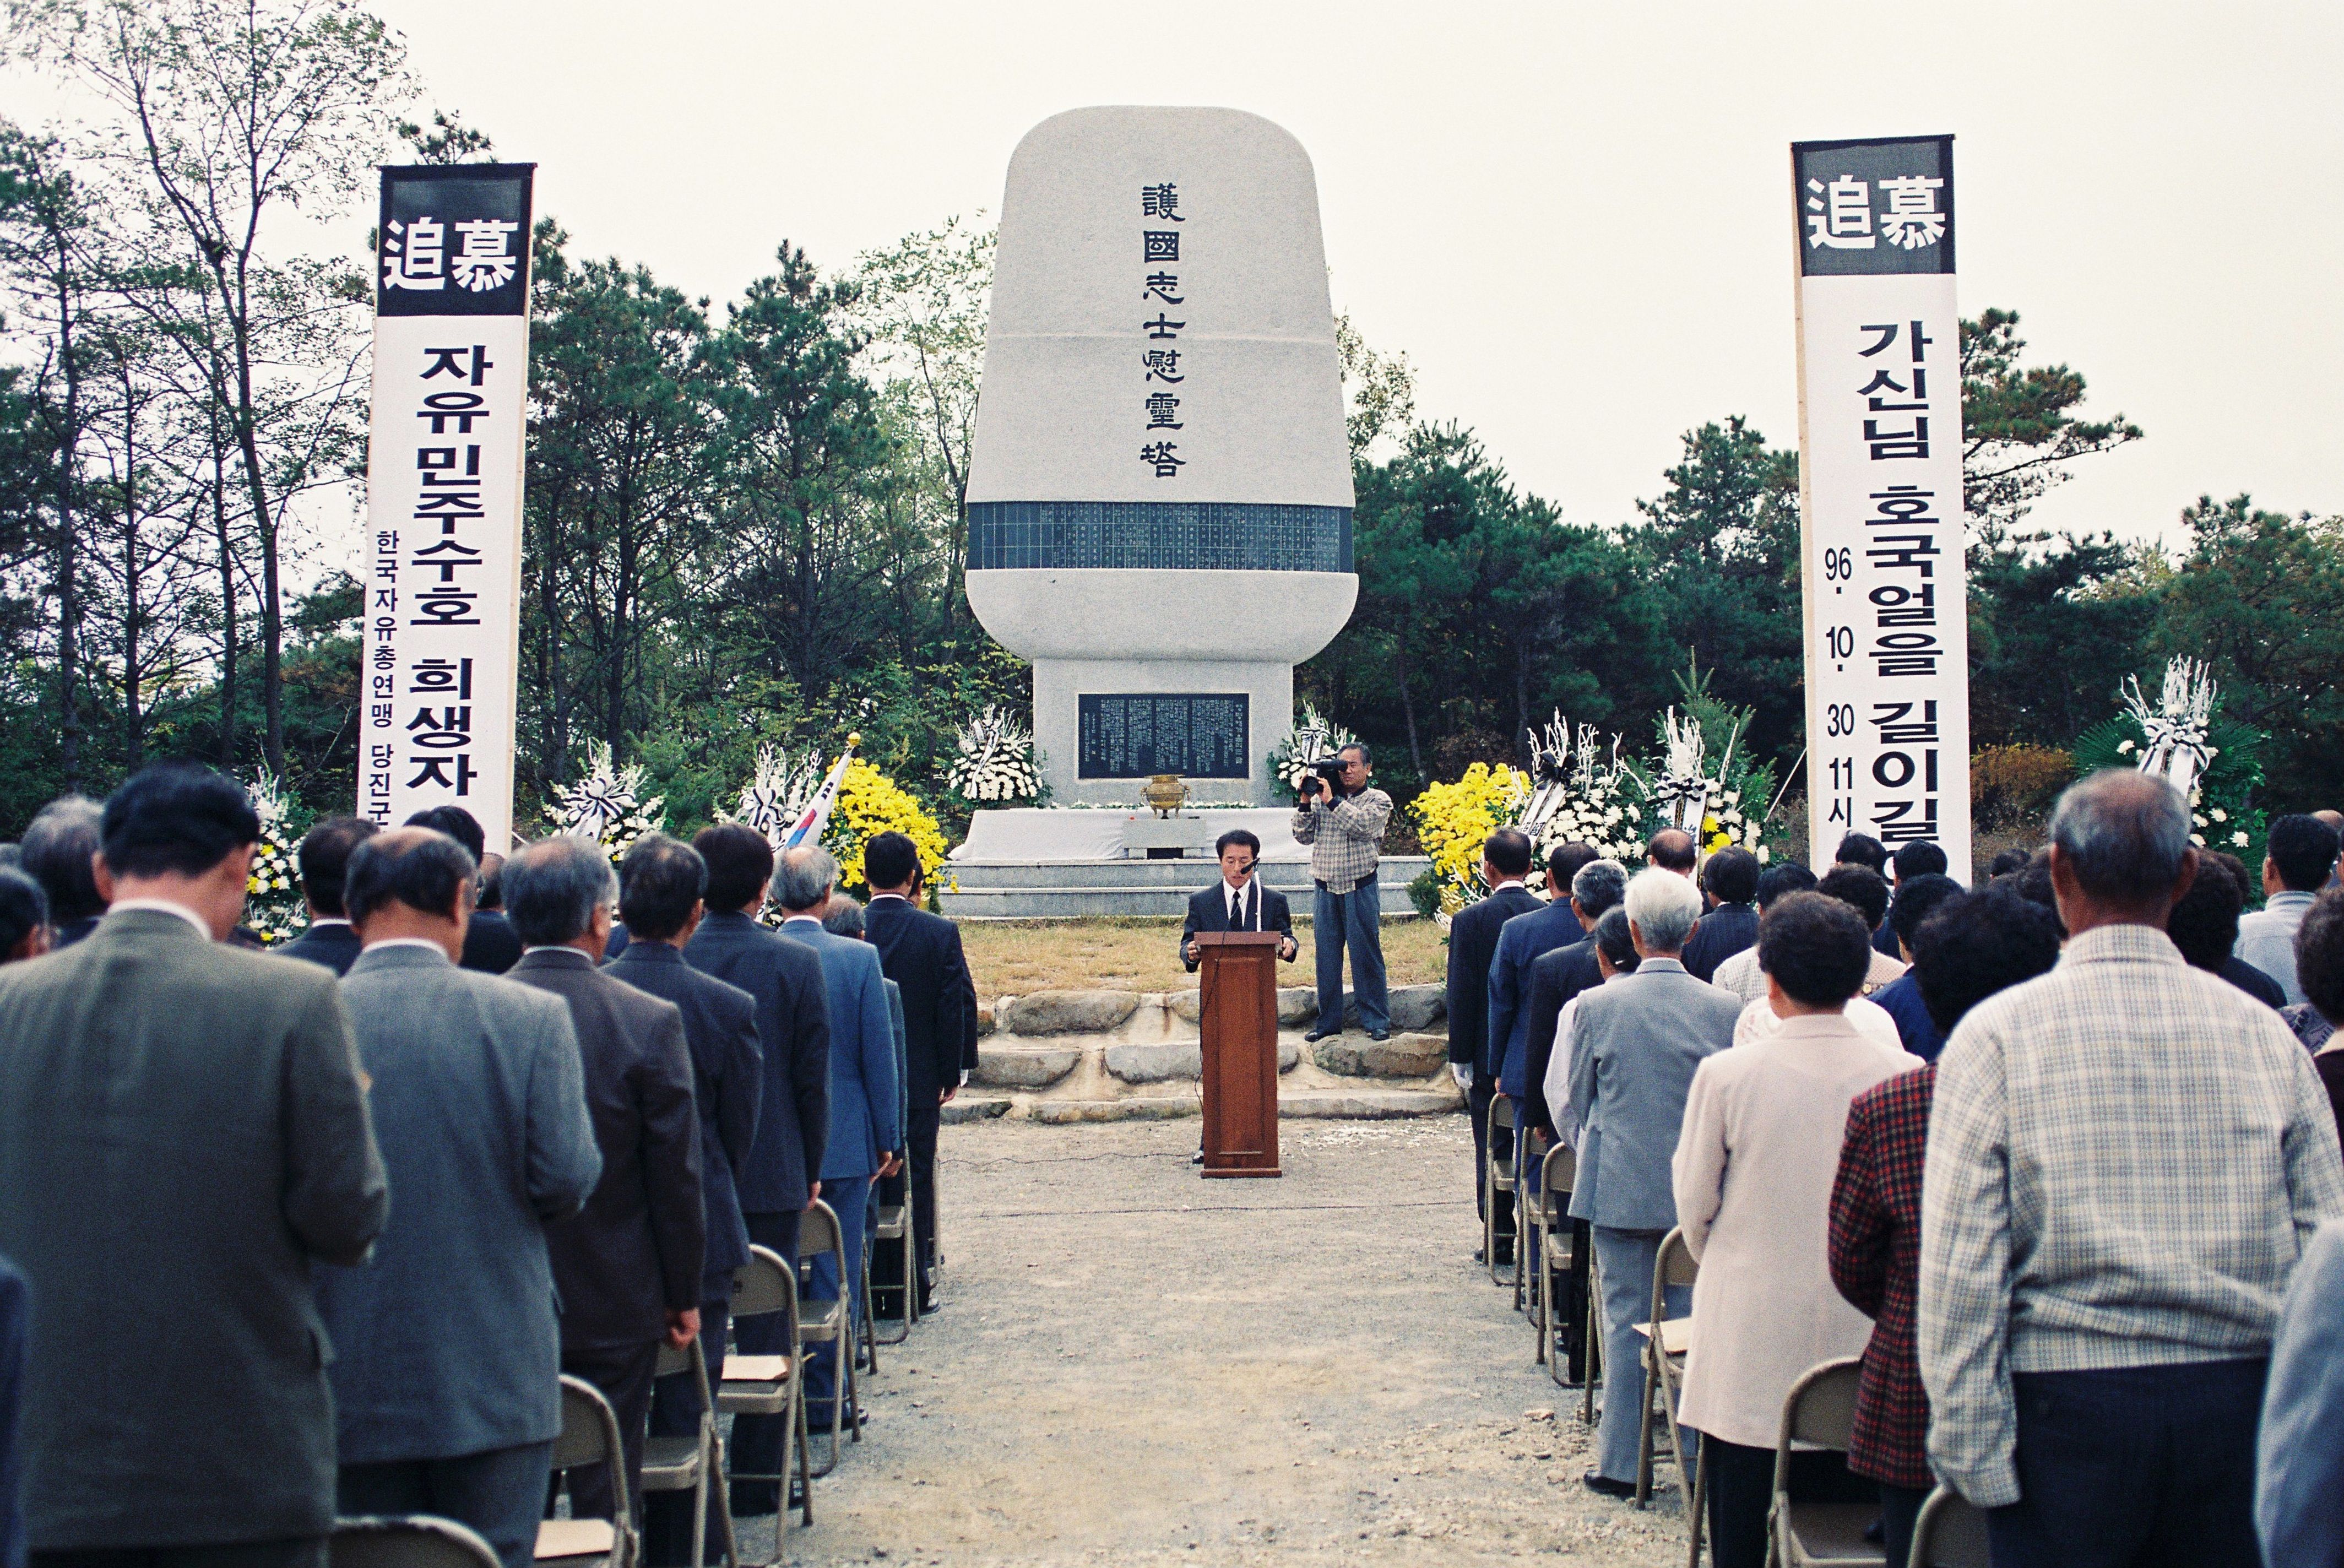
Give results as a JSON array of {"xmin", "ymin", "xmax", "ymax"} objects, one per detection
[{"xmin": 1078, "ymin": 693, "xmax": 1249, "ymax": 779}]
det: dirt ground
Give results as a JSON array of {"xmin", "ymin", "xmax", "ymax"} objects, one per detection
[
  {"xmin": 957, "ymin": 918, "xmax": 1448, "ymax": 998},
  {"xmin": 759, "ymin": 1115, "xmax": 1692, "ymax": 1567}
]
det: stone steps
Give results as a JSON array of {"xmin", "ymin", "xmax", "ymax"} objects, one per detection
[
  {"xmin": 942, "ymin": 1086, "xmax": 1459, "ymax": 1125},
  {"xmin": 939, "ymin": 855, "xmax": 1430, "ymax": 920}
]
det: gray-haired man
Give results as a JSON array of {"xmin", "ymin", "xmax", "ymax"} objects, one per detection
[
  {"xmin": 502, "ymin": 835, "xmax": 703, "ymax": 1524},
  {"xmin": 1920, "ymin": 770, "xmax": 2344, "ymax": 1563},
  {"xmin": 1568, "ymin": 867, "xmax": 1740, "ymax": 1496}
]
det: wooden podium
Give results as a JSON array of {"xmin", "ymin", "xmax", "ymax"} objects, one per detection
[{"xmin": 1196, "ymin": 931, "xmax": 1283, "ymax": 1178}]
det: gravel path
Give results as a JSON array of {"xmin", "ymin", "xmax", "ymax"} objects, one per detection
[{"xmin": 762, "ymin": 1114, "xmax": 1692, "ymax": 1566}]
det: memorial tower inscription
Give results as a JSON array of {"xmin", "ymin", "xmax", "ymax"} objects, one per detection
[{"xmin": 965, "ymin": 107, "xmax": 1359, "ymax": 806}]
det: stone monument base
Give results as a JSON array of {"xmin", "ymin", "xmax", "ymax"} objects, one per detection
[{"xmin": 1034, "ymin": 655, "xmax": 1290, "ymax": 807}]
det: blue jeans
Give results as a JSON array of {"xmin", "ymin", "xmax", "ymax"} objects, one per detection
[
  {"xmin": 1313, "ymin": 874, "xmax": 1388, "ymax": 1034},
  {"xmin": 1592, "ymin": 1226, "xmax": 1692, "ymax": 1483},
  {"xmin": 804, "ymin": 1173, "xmax": 871, "ymax": 1416},
  {"xmin": 1987, "ymin": 1359, "xmax": 2265, "ymax": 1568}
]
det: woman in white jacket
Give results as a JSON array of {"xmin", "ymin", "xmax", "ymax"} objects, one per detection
[{"xmin": 1671, "ymin": 891, "xmax": 1923, "ymax": 1568}]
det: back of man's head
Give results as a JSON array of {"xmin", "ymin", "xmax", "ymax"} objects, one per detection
[
  {"xmin": 1835, "ymin": 833, "xmax": 1889, "ymax": 873},
  {"xmin": 478, "ymin": 853, "xmax": 506, "ymax": 911},
  {"xmin": 0, "ymin": 867, "xmax": 50, "ymax": 961},
  {"xmin": 297, "ymin": 816, "xmax": 379, "ymax": 919},
  {"xmin": 823, "ymin": 896, "xmax": 866, "ymax": 938},
  {"xmin": 2164, "ymin": 854, "xmax": 2245, "ymax": 973},
  {"xmin": 1757, "ymin": 891, "xmax": 1874, "ymax": 1008},
  {"xmin": 863, "ymin": 831, "xmax": 920, "ymax": 893},
  {"xmin": 101, "ymin": 765, "xmax": 258, "ymax": 881},
  {"xmin": 694, "ymin": 824, "xmax": 775, "ymax": 914},
  {"xmin": 1623, "ymin": 866, "xmax": 1702, "ymax": 953},
  {"xmin": 1754, "ymin": 861, "xmax": 1817, "ymax": 910},
  {"xmin": 1892, "ymin": 840, "xmax": 1949, "ymax": 883},
  {"xmin": 1887, "ymin": 872, "xmax": 1964, "ymax": 953},
  {"xmin": 2267, "ymin": 814, "xmax": 2343, "ymax": 894},
  {"xmin": 774, "ymin": 845, "xmax": 838, "ymax": 915},
  {"xmin": 1911, "ymin": 887, "xmax": 2063, "ymax": 1035},
  {"xmin": 1988, "ymin": 848, "xmax": 2031, "ymax": 878},
  {"xmin": 1647, "ymin": 829, "xmax": 1697, "ymax": 875},
  {"xmin": 345, "ymin": 827, "xmax": 476, "ymax": 926},
  {"xmin": 503, "ymin": 835, "xmax": 618, "ymax": 947},
  {"xmin": 1702, "ymin": 847, "xmax": 1760, "ymax": 906},
  {"xmin": 1592, "ymin": 906, "xmax": 1639, "ymax": 973},
  {"xmin": 1484, "ymin": 827, "xmax": 1535, "ymax": 882},
  {"xmin": 1542, "ymin": 839, "xmax": 1596, "ymax": 896},
  {"xmin": 619, "ymin": 833, "xmax": 707, "ymax": 942},
  {"xmin": 405, "ymin": 804, "xmax": 487, "ymax": 864},
  {"xmin": 1815, "ymin": 863, "xmax": 1892, "ymax": 932},
  {"xmin": 2298, "ymin": 888, "xmax": 2344, "ymax": 1028},
  {"xmin": 2048, "ymin": 769, "xmax": 2192, "ymax": 908},
  {"xmin": 1571, "ymin": 858, "xmax": 1629, "ymax": 919},
  {"xmin": 21, "ymin": 795, "xmax": 106, "ymax": 921}
]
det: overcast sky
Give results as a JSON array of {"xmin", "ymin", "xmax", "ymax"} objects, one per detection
[{"xmin": 24, "ymin": 3, "xmax": 2344, "ymax": 550}]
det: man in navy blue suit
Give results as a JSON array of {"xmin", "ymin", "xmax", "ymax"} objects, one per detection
[
  {"xmin": 276, "ymin": 817, "xmax": 377, "ymax": 976},
  {"xmin": 774, "ymin": 847, "xmax": 898, "ymax": 1429},
  {"xmin": 1445, "ymin": 829, "xmax": 1544, "ymax": 1252},
  {"xmin": 862, "ymin": 832, "xmax": 981, "ymax": 1314},
  {"xmin": 680, "ymin": 826, "xmax": 829, "ymax": 1517}
]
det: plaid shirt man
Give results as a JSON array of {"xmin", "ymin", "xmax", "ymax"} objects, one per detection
[
  {"xmin": 1290, "ymin": 787, "xmax": 1392, "ymax": 894},
  {"xmin": 1828, "ymin": 1061, "xmax": 1937, "ymax": 1491},
  {"xmin": 1918, "ymin": 924, "xmax": 2344, "ymax": 1507}
]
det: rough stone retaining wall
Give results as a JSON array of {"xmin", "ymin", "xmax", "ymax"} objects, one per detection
[{"xmin": 946, "ymin": 982, "xmax": 1465, "ymax": 1124}]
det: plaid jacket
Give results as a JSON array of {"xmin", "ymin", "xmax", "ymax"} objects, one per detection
[
  {"xmin": 1290, "ymin": 787, "xmax": 1392, "ymax": 894},
  {"xmin": 1828, "ymin": 1062, "xmax": 1937, "ymax": 1490}
]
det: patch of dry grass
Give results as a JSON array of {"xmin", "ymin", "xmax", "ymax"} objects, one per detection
[{"xmin": 958, "ymin": 916, "xmax": 1446, "ymax": 998}]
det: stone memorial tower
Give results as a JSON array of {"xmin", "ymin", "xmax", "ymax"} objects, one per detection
[{"xmin": 965, "ymin": 107, "xmax": 1358, "ymax": 807}]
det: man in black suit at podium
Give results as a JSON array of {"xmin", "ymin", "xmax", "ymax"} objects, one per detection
[{"xmin": 1181, "ymin": 830, "xmax": 1299, "ymax": 971}]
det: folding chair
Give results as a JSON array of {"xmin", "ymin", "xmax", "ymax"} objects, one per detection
[
  {"xmin": 1581, "ymin": 1242, "xmax": 1604, "ymax": 1426},
  {"xmin": 721, "ymin": 1245, "xmax": 811, "ymax": 1558},
  {"xmin": 642, "ymin": 1334, "xmax": 737, "ymax": 1568},
  {"xmin": 1535, "ymin": 1143, "xmax": 1585, "ymax": 1382},
  {"xmin": 1766, "ymin": 1357, "xmax": 1882, "ymax": 1567},
  {"xmin": 1906, "ymin": 1484, "xmax": 1988, "ymax": 1568},
  {"xmin": 1633, "ymin": 1226, "xmax": 1699, "ymax": 1511},
  {"xmin": 1485, "ymin": 1093, "xmax": 1519, "ymax": 1287},
  {"xmin": 797, "ymin": 1198, "xmax": 862, "ymax": 1478},
  {"xmin": 867, "ymin": 1175, "xmax": 917, "ymax": 1347},
  {"xmin": 332, "ymin": 1516, "xmax": 501, "ymax": 1568},
  {"xmin": 538, "ymin": 1374, "xmax": 636, "ymax": 1567}
]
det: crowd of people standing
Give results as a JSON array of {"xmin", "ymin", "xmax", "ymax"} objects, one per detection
[
  {"xmin": 0, "ymin": 764, "xmax": 978, "ymax": 1568},
  {"xmin": 1447, "ymin": 772, "xmax": 2344, "ymax": 1568}
]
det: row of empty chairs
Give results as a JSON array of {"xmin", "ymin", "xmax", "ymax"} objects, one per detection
[{"xmin": 1481, "ymin": 1092, "xmax": 1988, "ymax": 1568}]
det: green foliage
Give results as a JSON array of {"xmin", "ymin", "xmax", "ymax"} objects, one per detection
[{"xmin": 2147, "ymin": 497, "xmax": 2344, "ymax": 812}]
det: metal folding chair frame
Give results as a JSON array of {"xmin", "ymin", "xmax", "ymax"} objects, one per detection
[
  {"xmin": 1634, "ymin": 1226, "xmax": 1700, "ymax": 1512},
  {"xmin": 1485, "ymin": 1093, "xmax": 1519, "ymax": 1287},
  {"xmin": 544, "ymin": 1373, "xmax": 637, "ymax": 1568},
  {"xmin": 796, "ymin": 1198, "xmax": 862, "ymax": 1478},
  {"xmin": 641, "ymin": 1335, "xmax": 737, "ymax": 1568},
  {"xmin": 720, "ymin": 1244, "xmax": 812, "ymax": 1561}
]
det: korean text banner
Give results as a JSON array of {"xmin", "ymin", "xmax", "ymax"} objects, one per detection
[
  {"xmin": 1791, "ymin": 135, "xmax": 1972, "ymax": 880},
  {"xmin": 360, "ymin": 164, "xmax": 535, "ymax": 850}
]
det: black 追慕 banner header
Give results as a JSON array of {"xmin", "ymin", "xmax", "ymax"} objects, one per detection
[{"xmin": 376, "ymin": 164, "xmax": 536, "ymax": 317}]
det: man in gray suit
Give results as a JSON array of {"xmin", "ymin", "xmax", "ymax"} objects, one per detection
[
  {"xmin": 317, "ymin": 828, "xmax": 602, "ymax": 1568},
  {"xmin": 1569, "ymin": 866, "xmax": 1740, "ymax": 1498},
  {"xmin": 0, "ymin": 763, "xmax": 388, "ymax": 1568},
  {"xmin": 503, "ymin": 835, "xmax": 703, "ymax": 1524}
]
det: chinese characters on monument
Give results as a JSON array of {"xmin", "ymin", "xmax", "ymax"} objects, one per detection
[
  {"xmin": 360, "ymin": 164, "xmax": 536, "ymax": 850},
  {"xmin": 1791, "ymin": 135, "xmax": 1972, "ymax": 877},
  {"xmin": 1141, "ymin": 178, "xmax": 1189, "ymax": 479}
]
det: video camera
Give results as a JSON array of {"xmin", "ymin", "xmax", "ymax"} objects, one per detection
[{"xmin": 1300, "ymin": 756, "xmax": 1348, "ymax": 797}]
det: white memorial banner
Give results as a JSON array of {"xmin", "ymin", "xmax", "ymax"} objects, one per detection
[
  {"xmin": 358, "ymin": 164, "xmax": 535, "ymax": 850},
  {"xmin": 1791, "ymin": 135, "xmax": 1972, "ymax": 880}
]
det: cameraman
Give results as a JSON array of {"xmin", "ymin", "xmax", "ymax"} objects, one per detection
[{"xmin": 1292, "ymin": 743, "xmax": 1393, "ymax": 1042}]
